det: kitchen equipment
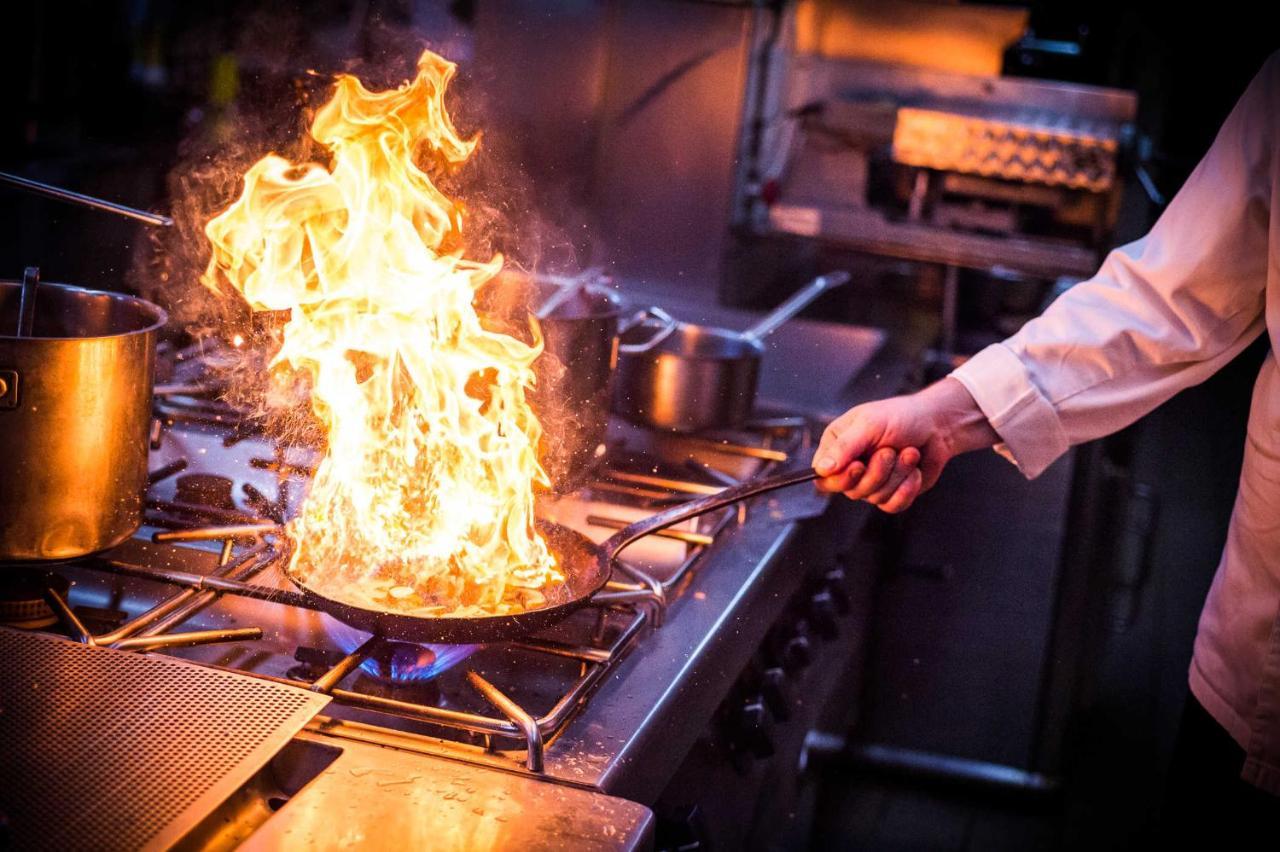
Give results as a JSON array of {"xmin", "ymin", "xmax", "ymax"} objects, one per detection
[
  {"xmin": 0, "ymin": 170, "xmax": 174, "ymax": 227},
  {"xmin": 525, "ymin": 274, "xmax": 622, "ymax": 491},
  {"xmin": 0, "ymin": 280, "xmax": 167, "ymax": 560},
  {"xmin": 0, "ymin": 627, "xmax": 329, "ymax": 851},
  {"xmin": 283, "ymin": 467, "xmax": 819, "ymax": 643},
  {"xmin": 489, "ymin": 271, "xmax": 671, "ymax": 491},
  {"xmin": 614, "ymin": 271, "xmax": 850, "ymax": 431},
  {"xmin": 6, "ymin": 317, "xmax": 890, "ymax": 846}
]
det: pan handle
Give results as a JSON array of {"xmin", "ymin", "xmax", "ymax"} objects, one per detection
[
  {"xmin": 618, "ymin": 306, "xmax": 679, "ymax": 354},
  {"xmin": 740, "ymin": 271, "xmax": 851, "ymax": 343},
  {"xmin": 600, "ymin": 467, "xmax": 820, "ymax": 563}
]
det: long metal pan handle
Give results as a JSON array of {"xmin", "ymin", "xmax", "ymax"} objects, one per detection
[
  {"xmin": 740, "ymin": 271, "xmax": 852, "ymax": 343},
  {"xmin": 0, "ymin": 171, "xmax": 174, "ymax": 227},
  {"xmin": 601, "ymin": 467, "xmax": 819, "ymax": 563},
  {"xmin": 617, "ymin": 306, "xmax": 679, "ymax": 354}
]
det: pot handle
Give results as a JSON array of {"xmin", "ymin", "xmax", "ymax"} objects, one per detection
[
  {"xmin": 617, "ymin": 306, "xmax": 679, "ymax": 354},
  {"xmin": 740, "ymin": 270, "xmax": 852, "ymax": 343}
]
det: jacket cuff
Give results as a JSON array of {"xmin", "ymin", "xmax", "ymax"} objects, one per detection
[{"xmin": 948, "ymin": 343, "xmax": 1070, "ymax": 479}]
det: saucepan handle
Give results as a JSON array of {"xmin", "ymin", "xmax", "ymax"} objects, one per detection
[
  {"xmin": 740, "ymin": 270, "xmax": 852, "ymax": 343},
  {"xmin": 601, "ymin": 467, "xmax": 820, "ymax": 563},
  {"xmin": 617, "ymin": 306, "xmax": 679, "ymax": 354}
]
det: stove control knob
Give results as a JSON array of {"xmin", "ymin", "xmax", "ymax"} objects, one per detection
[
  {"xmin": 760, "ymin": 666, "xmax": 791, "ymax": 721},
  {"xmin": 781, "ymin": 630, "xmax": 812, "ymax": 672},
  {"xmin": 736, "ymin": 696, "xmax": 775, "ymax": 759},
  {"xmin": 808, "ymin": 590, "xmax": 840, "ymax": 640},
  {"xmin": 823, "ymin": 568, "xmax": 852, "ymax": 614}
]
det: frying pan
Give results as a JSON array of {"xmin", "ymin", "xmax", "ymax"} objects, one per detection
[{"xmin": 284, "ymin": 467, "xmax": 820, "ymax": 643}]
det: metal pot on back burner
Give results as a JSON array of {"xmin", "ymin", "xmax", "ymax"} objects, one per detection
[{"xmin": 0, "ymin": 277, "xmax": 167, "ymax": 561}]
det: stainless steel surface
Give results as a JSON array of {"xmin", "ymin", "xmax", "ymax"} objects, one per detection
[
  {"xmin": 797, "ymin": 57, "xmax": 1137, "ymax": 126},
  {"xmin": 0, "ymin": 627, "xmax": 329, "ymax": 851},
  {"xmin": 237, "ymin": 730, "xmax": 653, "ymax": 851},
  {"xmin": 614, "ymin": 272, "xmax": 849, "ymax": 431},
  {"xmin": 765, "ymin": 202, "xmax": 1101, "ymax": 279},
  {"xmin": 0, "ymin": 280, "xmax": 166, "ymax": 560},
  {"xmin": 0, "ymin": 170, "xmax": 175, "ymax": 227}
]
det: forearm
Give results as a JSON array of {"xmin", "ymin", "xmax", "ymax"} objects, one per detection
[{"xmin": 948, "ymin": 54, "xmax": 1276, "ymax": 478}]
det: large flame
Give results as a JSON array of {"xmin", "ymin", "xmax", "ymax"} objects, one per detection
[{"xmin": 203, "ymin": 50, "xmax": 561, "ymax": 616}]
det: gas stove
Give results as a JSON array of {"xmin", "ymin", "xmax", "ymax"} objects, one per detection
[{"xmin": 2, "ymin": 338, "xmax": 881, "ymax": 850}]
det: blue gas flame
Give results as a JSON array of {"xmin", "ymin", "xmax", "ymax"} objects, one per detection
[{"xmin": 327, "ymin": 621, "xmax": 477, "ymax": 683}]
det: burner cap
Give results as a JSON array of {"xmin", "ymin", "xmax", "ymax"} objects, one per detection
[
  {"xmin": 0, "ymin": 573, "xmax": 70, "ymax": 629},
  {"xmin": 175, "ymin": 474, "xmax": 237, "ymax": 511}
]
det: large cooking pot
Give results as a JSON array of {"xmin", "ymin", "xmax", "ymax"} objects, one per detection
[
  {"xmin": 530, "ymin": 277, "xmax": 622, "ymax": 491},
  {"xmin": 0, "ymin": 280, "xmax": 167, "ymax": 561},
  {"xmin": 614, "ymin": 271, "xmax": 850, "ymax": 432},
  {"xmin": 483, "ymin": 272, "xmax": 633, "ymax": 492}
]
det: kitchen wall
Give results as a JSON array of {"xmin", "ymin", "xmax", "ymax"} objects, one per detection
[{"xmin": 475, "ymin": 0, "xmax": 757, "ymax": 299}]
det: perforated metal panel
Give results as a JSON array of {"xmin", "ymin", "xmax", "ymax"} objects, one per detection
[{"xmin": 0, "ymin": 627, "xmax": 330, "ymax": 851}]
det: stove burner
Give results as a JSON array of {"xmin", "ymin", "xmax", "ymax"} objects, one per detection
[
  {"xmin": 325, "ymin": 621, "xmax": 477, "ymax": 684},
  {"xmin": 0, "ymin": 572, "xmax": 69, "ymax": 629},
  {"xmin": 174, "ymin": 473, "xmax": 237, "ymax": 511},
  {"xmin": 363, "ymin": 640, "xmax": 478, "ymax": 683}
]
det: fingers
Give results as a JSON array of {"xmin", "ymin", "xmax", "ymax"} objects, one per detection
[
  {"xmin": 814, "ymin": 408, "xmax": 877, "ymax": 478},
  {"xmin": 875, "ymin": 467, "xmax": 923, "ymax": 514},
  {"xmin": 865, "ymin": 446, "xmax": 920, "ymax": 504},
  {"xmin": 816, "ymin": 460, "xmax": 866, "ymax": 494},
  {"xmin": 816, "ymin": 444, "xmax": 926, "ymax": 514},
  {"xmin": 840, "ymin": 446, "xmax": 899, "ymax": 501}
]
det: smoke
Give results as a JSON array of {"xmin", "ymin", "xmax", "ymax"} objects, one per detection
[{"xmin": 131, "ymin": 15, "xmax": 603, "ymax": 479}]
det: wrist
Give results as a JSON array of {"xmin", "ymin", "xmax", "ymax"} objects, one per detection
[{"xmin": 919, "ymin": 377, "xmax": 999, "ymax": 457}]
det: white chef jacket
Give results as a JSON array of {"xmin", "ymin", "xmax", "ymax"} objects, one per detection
[{"xmin": 951, "ymin": 52, "xmax": 1280, "ymax": 792}]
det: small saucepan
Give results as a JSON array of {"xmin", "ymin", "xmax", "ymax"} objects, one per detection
[{"xmin": 613, "ymin": 271, "xmax": 851, "ymax": 432}]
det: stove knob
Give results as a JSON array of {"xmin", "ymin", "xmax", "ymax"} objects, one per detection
[
  {"xmin": 823, "ymin": 568, "xmax": 852, "ymax": 615},
  {"xmin": 736, "ymin": 696, "xmax": 775, "ymax": 759},
  {"xmin": 781, "ymin": 630, "xmax": 812, "ymax": 672},
  {"xmin": 808, "ymin": 590, "xmax": 840, "ymax": 640},
  {"xmin": 760, "ymin": 666, "xmax": 791, "ymax": 721}
]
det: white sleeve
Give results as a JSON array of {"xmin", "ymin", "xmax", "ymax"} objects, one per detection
[{"xmin": 949, "ymin": 52, "xmax": 1278, "ymax": 478}]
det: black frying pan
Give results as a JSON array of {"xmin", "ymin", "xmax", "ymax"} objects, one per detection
[{"xmin": 283, "ymin": 467, "xmax": 820, "ymax": 643}]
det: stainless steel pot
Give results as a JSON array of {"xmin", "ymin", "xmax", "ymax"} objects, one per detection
[
  {"xmin": 0, "ymin": 280, "xmax": 167, "ymax": 561},
  {"xmin": 613, "ymin": 272, "xmax": 850, "ymax": 432},
  {"xmin": 529, "ymin": 276, "xmax": 623, "ymax": 491}
]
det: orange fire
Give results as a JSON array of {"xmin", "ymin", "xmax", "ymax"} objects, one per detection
[{"xmin": 202, "ymin": 50, "xmax": 561, "ymax": 616}]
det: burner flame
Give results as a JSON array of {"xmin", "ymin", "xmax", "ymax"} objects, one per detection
[
  {"xmin": 328, "ymin": 622, "xmax": 476, "ymax": 683},
  {"xmin": 370, "ymin": 641, "xmax": 478, "ymax": 682}
]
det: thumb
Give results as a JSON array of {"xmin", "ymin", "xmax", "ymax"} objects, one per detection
[{"xmin": 815, "ymin": 410, "xmax": 876, "ymax": 476}]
